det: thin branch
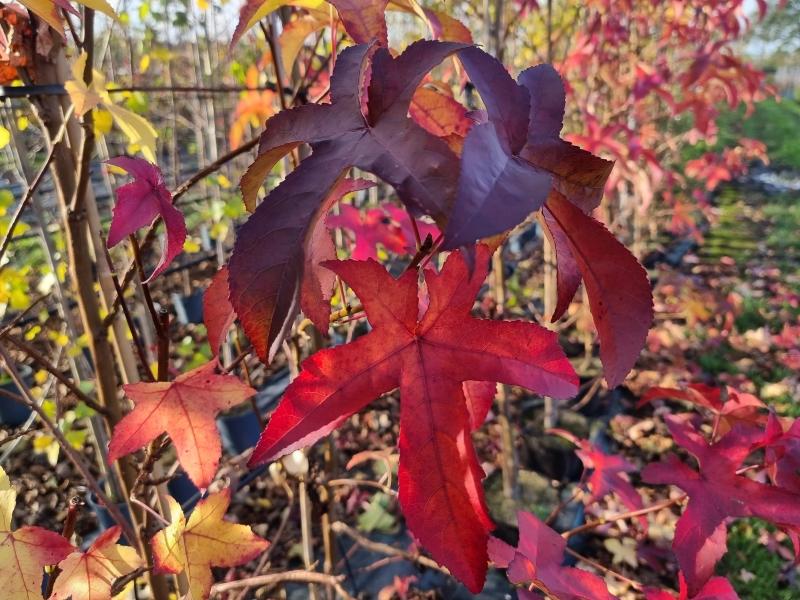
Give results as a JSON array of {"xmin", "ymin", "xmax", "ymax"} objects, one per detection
[
  {"xmin": 331, "ymin": 521, "xmax": 448, "ymax": 575},
  {"xmin": 210, "ymin": 570, "xmax": 353, "ymax": 599},
  {"xmin": 172, "ymin": 136, "xmax": 259, "ymax": 203},
  {"xmin": 0, "ymin": 295, "xmax": 47, "ymax": 338},
  {"xmin": 0, "ymin": 334, "xmax": 108, "ymax": 416},
  {"xmin": 0, "ymin": 344, "xmax": 138, "ymax": 545},
  {"xmin": 327, "ymin": 478, "xmax": 396, "ymax": 496},
  {"xmin": 129, "ymin": 234, "xmax": 162, "ymax": 339},
  {"xmin": 0, "ymin": 105, "xmax": 75, "ymax": 266},
  {"xmin": 562, "ymin": 495, "xmax": 685, "ymax": 538},
  {"xmin": 564, "ymin": 547, "xmax": 643, "ymax": 591}
]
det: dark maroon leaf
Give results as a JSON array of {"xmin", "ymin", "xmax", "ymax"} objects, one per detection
[
  {"xmin": 230, "ymin": 41, "xmax": 466, "ymax": 363},
  {"xmin": 442, "ymin": 48, "xmax": 613, "ymax": 249}
]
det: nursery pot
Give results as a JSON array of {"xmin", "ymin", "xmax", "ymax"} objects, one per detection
[
  {"xmin": 167, "ymin": 471, "xmax": 200, "ymax": 511},
  {"xmin": 173, "ymin": 290, "xmax": 205, "ymax": 325},
  {"xmin": 0, "ymin": 364, "xmax": 33, "ymax": 427},
  {"xmin": 85, "ymin": 488, "xmax": 132, "ymax": 545},
  {"xmin": 217, "ymin": 405, "xmax": 263, "ymax": 455}
]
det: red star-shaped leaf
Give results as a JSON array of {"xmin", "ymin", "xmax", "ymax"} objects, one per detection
[
  {"xmin": 639, "ymin": 384, "xmax": 767, "ymax": 436},
  {"xmin": 108, "ymin": 361, "xmax": 256, "ymax": 489},
  {"xmin": 574, "ymin": 440, "xmax": 646, "ymax": 529},
  {"xmin": 106, "ymin": 157, "xmax": 186, "ymax": 282},
  {"xmin": 541, "ymin": 191, "xmax": 653, "ymax": 387},
  {"xmin": 642, "ymin": 416, "xmax": 800, "ymax": 595},
  {"xmin": 248, "ymin": 245, "xmax": 578, "ymax": 591},
  {"xmin": 645, "ymin": 572, "xmax": 739, "ymax": 600},
  {"xmin": 488, "ymin": 510, "xmax": 614, "ymax": 600}
]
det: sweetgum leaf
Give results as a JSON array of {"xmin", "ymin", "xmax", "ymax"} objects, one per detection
[
  {"xmin": 639, "ymin": 384, "xmax": 767, "ymax": 435},
  {"xmin": 106, "ymin": 157, "xmax": 186, "ymax": 282},
  {"xmin": 49, "ymin": 526, "xmax": 142, "ymax": 600},
  {"xmin": 543, "ymin": 191, "xmax": 653, "ymax": 388},
  {"xmin": 232, "ymin": 0, "xmax": 389, "ymax": 48},
  {"xmin": 203, "ymin": 266, "xmax": 235, "ymax": 356},
  {"xmin": 573, "ymin": 439, "xmax": 646, "ymax": 530},
  {"xmin": 151, "ymin": 490, "xmax": 269, "ymax": 600},
  {"xmin": 442, "ymin": 48, "xmax": 613, "ymax": 250},
  {"xmin": 540, "ymin": 205, "xmax": 582, "ymax": 321},
  {"xmin": 230, "ymin": 41, "xmax": 465, "ymax": 363},
  {"xmin": 645, "ymin": 573, "xmax": 740, "ymax": 600},
  {"xmin": 302, "ymin": 178, "xmax": 376, "ymax": 332},
  {"xmin": 1, "ymin": 466, "xmax": 75, "ymax": 600},
  {"xmin": 327, "ymin": 204, "xmax": 409, "ymax": 260},
  {"xmin": 488, "ymin": 510, "xmax": 614, "ymax": 600},
  {"xmin": 327, "ymin": 201, "xmax": 437, "ymax": 261},
  {"xmin": 108, "ymin": 361, "xmax": 256, "ymax": 489},
  {"xmin": 642, "ymin": 416, "xmax": 800, "ymax": 595},
  {"xmin": 409, "ymin": 86, "xmax": 473, "ymax": 154},
  {"xmin": 248, "ymin": 246, "xmax": 578, "ymax": 591}
]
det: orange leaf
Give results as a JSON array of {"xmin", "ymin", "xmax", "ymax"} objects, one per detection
[
  {"xmin": 107, "ymin": 361, "xmax": 256, "ymax": 489},
  {"xmin": 151, "ymin": 490, "xmax": 269, "ymax": 599},
  {"xmin": 50, "ymin": 526, "xmax": 142, "ymax": 600}
]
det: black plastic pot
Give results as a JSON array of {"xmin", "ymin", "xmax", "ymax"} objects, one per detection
[
  {"xmin": 217, "ymin": 407, "xmax": 263, "ymax": 455},
  {"xmin": 85, "ymin": 487, "xmax": 132, "ymax": 545},
  {"xmin": 217, "ymin": 369, "xmax": 290, "ymax": 455},
  {"xmin": 173, "ymin": 290, "xmax": 205, "ymax": 325},
  {"xmin": 0, "ymin": 365, "xmax": 33, "ymax": 427},
  {"xmin": 167, "ymin": 471, "xmax": 200, "ymax": 511}
]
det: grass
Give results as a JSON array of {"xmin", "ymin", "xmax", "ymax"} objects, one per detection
[{"xmin": 719, "ymin": 519, "xmax": 798, "ymax": 600}]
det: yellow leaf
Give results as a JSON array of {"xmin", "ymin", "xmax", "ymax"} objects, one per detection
[
  {"xmin": 217, "ymin": 174, "xmax": 232, "ymax": 189},
  {"xmin": 278, "ymin": 14, "xmax": 326, "ymax": 78},
  {"xmin": 34, "ymin": 370, "xmax": 48, "ymax": 385},
  {"xmin": 139, "ymin": 54, "xmax": 151, "ymax": 73},
  {"xmin": 243, "ymin": 0, "xmax": 323, "ymax": 39},
  {"xmin": 65, "ymin": 53, "xmax": 102, "ymax": 116},
  {"xmin": 151, "ymin": 491, "xmax": 269, "ymax": 600},
  {"xmin": 0, "ymin": 467, "xmax": 15, "ymax": 530},
  {"xmin": 94, "ymin": 109, "xmax": 113, "ymax": 135},
  {"xmin": 0, "ymin": 126, "xmax": 9, "ymax": 150},
  {"xmin": 17, "ymin": 0, "xmax": 65, "ymax": 37},
  {"xmin": 197, "ymin": 0, "xmax": 209, "ymax": 9},
  {"xmin": 106, "ymin": 104, "xmax": 158, "ymax": 162},
  {"xmin": 78, "ymin": 0, "xmax": 118, "ymax": 20},
  {"xmin": 51, "ymin": 527, "xmax": 142, "ymax": 600},
  {"xmin": 33, "ymin": 433, "xmax": 56, "ymax": 455}
]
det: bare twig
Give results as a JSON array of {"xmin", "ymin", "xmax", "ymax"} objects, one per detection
[
  {"xmin": 564, "ymin": 547, "xmax": 643, "ymax": 590},
  {"xmin": 211, "ymin": 570, "xmax": 353, "ymax": 599},
  {"xmin": 562, "ymin": 496, "xmax": 685, "ymax": 538},
  {"xmin": 327, "ymin": 478, "xmax": 396, "ymax": 496},
  {"xmin": 0, "ymin": 295, "xmax": 47, "ymax": 338},
  {"xmin": 0, "ymin": 334, "xmax": 108, "ymax": 416},
  {"xmin": 0, "ymin": 105, "xmax": 75, "ymax": 266},
  {"xmin": 0, "ymin": 344, "xmax": 137, "ymax": 545},
  {"xmin": 331, "ymin": 521, "xmax": 448, "ymax": 575}
]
